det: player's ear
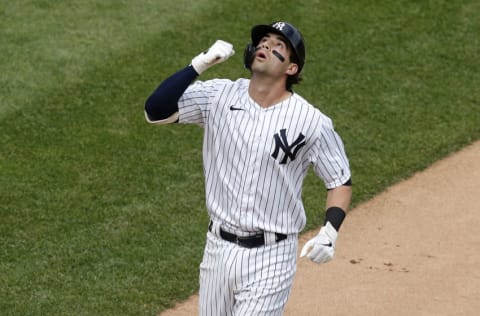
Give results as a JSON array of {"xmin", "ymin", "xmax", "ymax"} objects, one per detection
[{"xmin": 285, "ymin": 63, "xmax": 299, "ymax": 76}]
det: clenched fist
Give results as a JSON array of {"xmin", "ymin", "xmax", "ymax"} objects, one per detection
[
  {"xmin": 300, "ymin": 222, "xmax": 338, "ymax": 264},
  {"xmin": 191, "ymin": 40, "xmax": 235, "ymax": 74}
]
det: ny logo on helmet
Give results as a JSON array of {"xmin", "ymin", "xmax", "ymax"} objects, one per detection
[
  {"xmin": 272, "ymin": 22, "xmax": 286, "ymax": 31},
  {"xmin": 271, "ymin": 129, "xmax": 306, "ymax": 164}
]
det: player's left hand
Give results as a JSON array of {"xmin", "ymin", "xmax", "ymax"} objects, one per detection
[{"xmin": 300, "ymin": 222, "xmax": 338, "ymax": 264}]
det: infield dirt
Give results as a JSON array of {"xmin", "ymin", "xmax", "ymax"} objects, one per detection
[{"xmin": 160, "ymin": 140, "xmax": 480, "ymax": 316}]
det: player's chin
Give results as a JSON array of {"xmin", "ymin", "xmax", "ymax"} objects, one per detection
[{"xmin": 250, "ymin": 60, "xmax": 268, "ymax": 72}]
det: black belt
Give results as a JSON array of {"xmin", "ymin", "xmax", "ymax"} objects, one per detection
[{"xmin": 209, "ymin": 221, "xmax": 287, "ymax": 248}]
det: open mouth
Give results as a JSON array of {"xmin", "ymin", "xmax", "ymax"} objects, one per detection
[{"xmin": 256, "ymin": 50, "xmax": 267, "ymax": 60}]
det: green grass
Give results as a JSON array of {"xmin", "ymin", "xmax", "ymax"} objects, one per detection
[{"xmin": 1, "ymin": 0, "xmax": 479, "ymax": 315}]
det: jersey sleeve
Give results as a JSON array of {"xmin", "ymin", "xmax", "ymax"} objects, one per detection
[
  {"xmin": 177, "ymin": 79, "xmax": 224, "ymax": 126},
  {"xmin": 310, "ymin": 119, "xmax": 351, "ymax": 189}
]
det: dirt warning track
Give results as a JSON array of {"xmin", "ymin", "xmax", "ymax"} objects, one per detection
[{"xmin": 161, "ymin": 140, "xmax": 480, "ymax": 316}]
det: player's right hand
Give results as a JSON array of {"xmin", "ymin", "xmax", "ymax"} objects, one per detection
[{"xmin": 191, "ymin": 40, "xmax": 235, "ymax": 74}]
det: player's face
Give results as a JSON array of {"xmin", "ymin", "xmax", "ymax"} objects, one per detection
[{"xmin": 251, "ymin": 33, "xmax": 298, "ymax": 77}]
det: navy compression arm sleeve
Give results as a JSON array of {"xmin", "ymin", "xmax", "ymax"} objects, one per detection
[{"xmin": 144, "ymin": 65, "xmax": 199, "ymax": 121}]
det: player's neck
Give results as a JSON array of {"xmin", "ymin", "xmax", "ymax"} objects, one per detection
[{"xmin": 248, "ymin": 76, "xmax": 291, "ymax": 108}]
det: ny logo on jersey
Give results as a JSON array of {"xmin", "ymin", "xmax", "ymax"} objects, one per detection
[
  {"xmin": 271, "ymin": 129, "xmax": 306, "ymax": 164},
  {"xmin": 272, "ymin": 22, "xmax": 286, "ymax": 31}
]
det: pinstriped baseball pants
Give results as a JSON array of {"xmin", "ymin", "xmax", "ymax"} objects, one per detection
[{"xmin": 199, "ymin": 231, "xmax": 298, "ymax": 316}]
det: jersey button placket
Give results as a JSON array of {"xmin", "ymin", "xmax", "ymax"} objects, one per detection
[
  {"xmin": 240, "ymin": 109, "xmax": 262, "ymax": 228},
  {"xmin": 249, "ymin": 112, "xmax": 264, "ymax": 204}
]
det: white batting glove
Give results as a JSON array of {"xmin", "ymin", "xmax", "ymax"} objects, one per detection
[
  {"xmin": 300, "ymin": 222, "xmax": 338, "ymax": 264},
  {"xmin": 191, "ymin": 40, "xmax": 235, "ymax": 74}
]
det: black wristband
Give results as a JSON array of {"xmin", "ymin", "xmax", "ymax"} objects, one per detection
[{"xmin": 324, "ymin": 207, "xmax": 346, "ymax": 231}]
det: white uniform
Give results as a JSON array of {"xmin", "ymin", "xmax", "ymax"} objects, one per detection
[{"xmin": 177, "ymin": 78, "xmax": 351, "ymax": 315}]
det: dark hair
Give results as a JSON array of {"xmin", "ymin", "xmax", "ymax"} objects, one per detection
[{"xmin": 286, "ymin": 45, "xmax": 302, "ymax": 91}]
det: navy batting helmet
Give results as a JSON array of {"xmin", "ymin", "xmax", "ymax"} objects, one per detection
[{"xmin": 244, "ymin": 21, "xmax": 306, "ymax": 72}]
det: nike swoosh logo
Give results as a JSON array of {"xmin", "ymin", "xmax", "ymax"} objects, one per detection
[
  {"xmin": 321, "ymin": 242, "xmax": 333, "ymax": 247},
  {"xmin": 229, "ymin": 105, "xmax": 244, "ymax": 111}
]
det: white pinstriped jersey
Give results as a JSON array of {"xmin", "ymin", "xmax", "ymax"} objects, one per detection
[{"xmin": 178, "ymin": 78, "xmax": 350, "ymax": 235}]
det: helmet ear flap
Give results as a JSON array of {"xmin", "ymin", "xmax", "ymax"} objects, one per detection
[{"xmin": 243, "ymin": 43, "xmax": 256, "ymax": 69}]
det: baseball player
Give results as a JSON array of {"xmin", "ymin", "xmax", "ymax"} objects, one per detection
[{"xmin": 145, "ymin": 21, "xmax": 352, "ymax": 315}]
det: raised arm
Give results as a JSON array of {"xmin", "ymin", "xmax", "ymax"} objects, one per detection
[{"xmin": 144, "ymin": 40, "xmax": 235, "ymax": 124}]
